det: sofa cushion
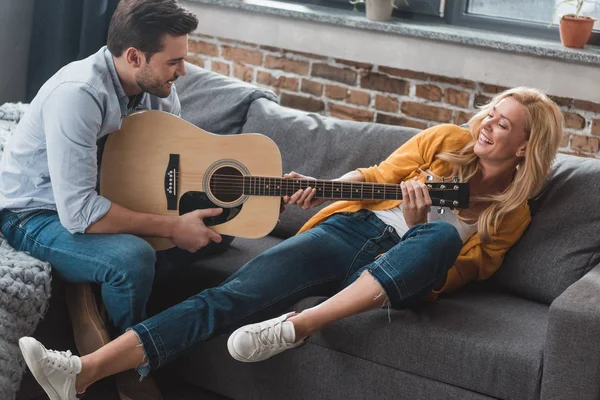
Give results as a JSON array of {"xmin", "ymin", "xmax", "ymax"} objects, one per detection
[
  {"xmin": 242, "ymin": 98, "xmax": 420, "ymax": 237},
  {"xmin": 184, "ymin": 336, "xmax": 497, "ymax": 400},
  {"xmin": 176, "ymin": 62, "xmax": 277, "ymax": 134},
  {"xmin": 489, "ymin": 154, "xmax": 600, "ymax": 304},
  {"xmin": 182, "ymin": 291, "xmax": 547, "ymax": 400}
]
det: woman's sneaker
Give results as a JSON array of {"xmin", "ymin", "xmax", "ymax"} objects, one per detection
[
  {"xmin": 227, "ymin": 313, "xmax": 304, "ymax": 363},
  {"xmin": 19, "ymin": 337, "xmax": 82, "ymax": 400}
]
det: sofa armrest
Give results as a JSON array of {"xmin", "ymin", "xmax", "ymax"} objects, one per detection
[{"xmin": 541, "ymin": 262, "xmax": 600, "ymax": 400}]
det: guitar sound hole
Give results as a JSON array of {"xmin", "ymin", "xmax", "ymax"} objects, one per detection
[{"xmin": 209, "ymin": 166, "xmax": 244, "ymax": 203}]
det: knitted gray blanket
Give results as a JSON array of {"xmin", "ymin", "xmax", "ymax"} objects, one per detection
[{"xmin": 0, "ymin": 102, "xmax": 52, "ymax": 400}]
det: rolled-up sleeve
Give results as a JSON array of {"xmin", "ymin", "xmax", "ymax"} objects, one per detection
[{"xmin": 43, "ymin": 83, "xmax": 112, "ymax": 233}]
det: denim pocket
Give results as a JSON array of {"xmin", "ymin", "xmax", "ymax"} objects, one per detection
[
  {"xmin": 1, "ymin": 210, "xmax": 20, "ymax": 230},
  {"xmin": 16, "ymin": 209, "xmax": 52, "ymax": 228},
  {"xmin": 362, "ymin": 225, "xmax": 398, "ymax": 254}
]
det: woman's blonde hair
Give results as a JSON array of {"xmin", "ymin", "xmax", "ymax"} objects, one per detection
[{"xmin": 437, "ymin": 87, "xmax": 564, "ymax": 242}]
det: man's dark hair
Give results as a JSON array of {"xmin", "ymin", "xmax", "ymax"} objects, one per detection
[{"xmin": 107, "ymin": 0, "xmax": 198, "ymax": 61}]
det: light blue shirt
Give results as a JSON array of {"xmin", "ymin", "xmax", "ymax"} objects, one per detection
[{"xmin": 0, "ymin": 46, "xmax": 181, "ymax": 233}]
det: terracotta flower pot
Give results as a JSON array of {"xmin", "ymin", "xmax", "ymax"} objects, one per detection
[
  {"xmin": 365, "ymin": 0, "xmax": 394, "ymax": 22},
  {"xmin": 559, "ymin": 15, "xmax": 596, "ymax": 48}
]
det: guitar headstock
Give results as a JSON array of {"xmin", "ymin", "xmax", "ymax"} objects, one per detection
[{"xmin": 426, "ymin": 176, "xmax": 470, "ymax": 209}]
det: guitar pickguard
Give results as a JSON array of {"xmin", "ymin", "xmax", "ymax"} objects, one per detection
[{"xmin": 178, "ymin": 191, "xmax": 242, "ymax": 227}]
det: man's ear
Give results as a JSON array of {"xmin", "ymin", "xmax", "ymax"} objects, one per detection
[{"xmin": 124, "ymin": 47, "xmax": 143, "ymax": 68}]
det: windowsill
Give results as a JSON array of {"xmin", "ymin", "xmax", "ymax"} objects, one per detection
[
  {"xmin": 187, "ymin": 0, "xmax": 600, "ymax": 65},
  {"xmin": 181, "ymin": 0, "xmax": 600, "ymax": 102}
]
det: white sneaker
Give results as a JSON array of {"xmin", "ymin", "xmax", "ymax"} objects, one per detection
[
  {"xmin": 19, "ymin": 337, "xmax": 83, "ymax": 400},
  {"xmin": 227, "ymin": 312, "xmax": 304, "ymax": 363}
]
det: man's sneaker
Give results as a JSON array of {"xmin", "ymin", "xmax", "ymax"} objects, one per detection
[
  {"xmin": 227, "ymin": 313, "xmax": 304, "ymax": 363},
  {"xmin": 19, "ymin": 337, "xmax": 83, "ymax": 400},
  {"xmin": 116, "ymin": 369, "xmax": 163, "ymax": 400}
]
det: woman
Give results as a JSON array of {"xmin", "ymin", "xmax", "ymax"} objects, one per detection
[{"xmin": 19, "ymin": 87, "xmax": 563, "ymax": 399}]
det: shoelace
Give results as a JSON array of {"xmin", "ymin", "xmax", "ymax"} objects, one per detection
[
  {"xmin": 250, "ymin": 321, "xmax": 286, "ymax": 357},
  {"xmin": 45, "ymin": 349, "xmax": 75, "ymax": 372}
]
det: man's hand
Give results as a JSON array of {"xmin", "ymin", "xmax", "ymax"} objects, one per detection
[
  {"xmin": 170, "ymin": 208, "xmax": 223, "ymax": 252},
  {"xmin": 401, "ymin": 177, "xmax": 432, "ymax": 228},
  {"xmin": 282, "ymin": 171, "xmax": 327, "ymax": 210}
]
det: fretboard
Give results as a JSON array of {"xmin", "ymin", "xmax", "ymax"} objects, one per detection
[{"xmin": 243, "ymin": 177, "xmax": 404, "ymax": 200}]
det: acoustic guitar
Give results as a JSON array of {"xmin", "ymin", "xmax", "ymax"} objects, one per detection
[{"xmin": 100, "ymin": 110, "xmax": 470, "ymax": 250}]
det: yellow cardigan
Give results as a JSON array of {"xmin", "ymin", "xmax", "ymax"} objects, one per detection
[{"xmin": 297, "ymin": 124, "xmax": 531, "ymax": 294}]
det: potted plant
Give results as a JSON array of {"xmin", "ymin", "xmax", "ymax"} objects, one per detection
[
  {"xmin": 350, "ymin": 0, "xmax": 404, "ymax": 22},
  {"xmin": 555, "ymin": 0, "xmax": 598, "ymax": 48}
]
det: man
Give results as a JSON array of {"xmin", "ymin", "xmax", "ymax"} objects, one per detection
[{"xmin": 0, "ymin": 1, "xmax": 221, "ymax": 398}]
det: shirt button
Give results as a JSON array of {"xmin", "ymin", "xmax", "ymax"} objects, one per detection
[{"xmin": 388, "ymin": 226, "xmax": 394, "ymax": 233}]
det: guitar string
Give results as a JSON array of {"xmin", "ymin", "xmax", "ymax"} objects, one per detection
[
  {"xmin": 161, "ymin": 174, "xmax": 465, "ymax": 201},
  {"xmin": 169, "ymin": 187, "xmax": 460, "ymax": 196},
  {"xmin": 171, "ymin": 183, "xmax": 460, "ymax": 193},
  {"xmin": 166, "ymin": 185, "xmax": 461, "ymax": 201},
  {"xmin": 169, "ymin": 186, "xmax": 460, "ymax": 196},
  {"xmin": 173, "ymin": 173, "xmax": 462, "ymax": 184},
  {"xmin": 171, "ymin": 175, "xmax": 461, "ymax": 191},
  {"xmin": 173, "ymin": 172, "xmax": 462, "ymax": 182}
]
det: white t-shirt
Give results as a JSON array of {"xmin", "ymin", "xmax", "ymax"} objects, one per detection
[{"xmin": 373, "ymin": 205, "xmax": 477, "ymax": 243}]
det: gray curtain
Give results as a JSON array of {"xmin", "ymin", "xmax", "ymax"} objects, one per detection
[{"xmin": 26, "ymin": 0, "xmax": 119, "ymax": 101}]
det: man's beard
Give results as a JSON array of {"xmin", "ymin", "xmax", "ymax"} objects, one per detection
[{"xmin": 136, "ymin": 67, "xmax": 174, "ymax": 98}]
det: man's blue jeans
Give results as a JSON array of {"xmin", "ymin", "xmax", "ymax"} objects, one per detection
[
  {"xmin": 0, "ymin": 209, "xmax": 232, "ymax": 334},
  {"xmin": 127, "ymin": 210, "xmax": 463, "ymax": 373}
]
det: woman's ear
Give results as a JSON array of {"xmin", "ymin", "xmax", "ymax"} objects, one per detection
[{"xmin": 516, "ymin": 144, "xmax": 527, "ymax": 158}]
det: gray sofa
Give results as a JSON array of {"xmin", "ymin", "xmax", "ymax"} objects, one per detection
[
  {"xmin": 167, "ymin": 64, "xmax": 600, "ymax": 400},
  {"xmin": 12, "ymin": 62, "xmax": 600, "ymax": 400}
]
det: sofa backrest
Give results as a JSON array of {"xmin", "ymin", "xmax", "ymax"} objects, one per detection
[
  {"xmin": 176, "ymin": 66, "xmax": 600, "ymax": 304},
  {"xmin": 489, "ymin": 154, "xmax": 600, "ymax": 304},
  {"xmin": 242, "ymin": 98, "xmax": 419, "ymax": 238},
  {"xmin": 242, "ymin": 99, "xmax": 600, "ymax": 304},
  {"xmin": 176, "ymin": 62, "xmax": 277, "ymax": 134}
]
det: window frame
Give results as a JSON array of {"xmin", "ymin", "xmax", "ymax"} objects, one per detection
[
  {"xmin": 446, "ymin": 0, "xmax": 600, "ymax": 46},
  {"xmin": 283, "ymin": 0, "xmax": 600, "ymax": 46},
  {"xmin": 281, "ymin": 0, "xmax": 445, "ymax": 19}
]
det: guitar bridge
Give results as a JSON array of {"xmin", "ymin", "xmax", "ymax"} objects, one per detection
[{"xmin": 164, "ymin": 154, "xmax": 179, "ymax": 210}]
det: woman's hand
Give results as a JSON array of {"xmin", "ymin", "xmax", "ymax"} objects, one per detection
[
  {"xmin": 401, "ymin": 177, "xmax": 432, "ymax": 228},
  {"xmin": 282, "ymin": 171, "xmax": 327, "ymax": 210}
]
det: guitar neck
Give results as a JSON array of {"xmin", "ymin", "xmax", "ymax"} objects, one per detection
[{"xmin": 243, "ymin": 176, "xmax": 404, "ymax": 201}]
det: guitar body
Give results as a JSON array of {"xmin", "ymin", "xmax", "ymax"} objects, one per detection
[{"xmin": 100, "ymin": 110, "xmax": 282, "ymax": 251}]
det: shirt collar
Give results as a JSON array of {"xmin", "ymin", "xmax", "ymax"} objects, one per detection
[{"xmin": 103, "ymin": 46, "xmax": 146, "ymax": 116}]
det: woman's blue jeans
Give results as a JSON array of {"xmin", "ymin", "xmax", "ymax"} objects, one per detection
[{"xmin": 125, "ymin": 210, "xmax": 463, "ymax": 373}]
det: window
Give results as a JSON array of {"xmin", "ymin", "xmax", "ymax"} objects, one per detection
[
  {"xmin": 448, "ymin": 0, "xmax": 599, "ymax": 45},
  {"xmin": 289, "ymin": 0, "xmax": 445, "ymax": 18},
  {"xmin": 467, "ymin": 0, "xmax": 600, "ymax": 28},
  {"xmin": 285, "ymin": 0, "xmax": 600, "ymax": 46},
  {"xmin": 467, "ymin": 0, "xmax": 555, "ymax": 24}
]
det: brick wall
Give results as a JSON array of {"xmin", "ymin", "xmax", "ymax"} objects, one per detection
[{"xmin": 188, "ymin": 35, "xmax": 600, "ymax": 158}]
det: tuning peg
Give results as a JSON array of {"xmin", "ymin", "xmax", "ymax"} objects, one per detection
[
  {"xmin": 426, "ymin": 175, "xmax": 433, "ymax": 182},
  {"xmin": 437, "ymin": 207, "xmax": 445, "ymax": 214},
  {"xmin": 452, "ymin": 176, "xmax": 460, "ymax": 183},
  {"xmin": 441, "ymin": 176, "xmax": 445, "ymax": 183}
]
